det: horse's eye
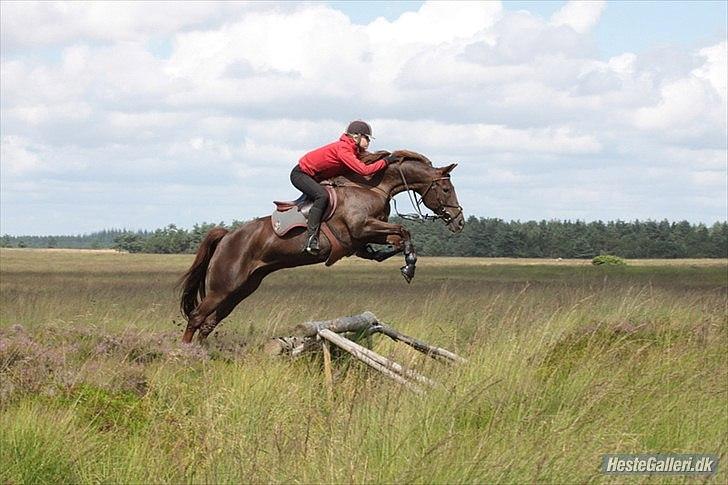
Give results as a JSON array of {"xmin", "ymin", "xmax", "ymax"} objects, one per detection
[{"xmin": 443, "ymin": 188, "xmax": 450, "ymax": 193}]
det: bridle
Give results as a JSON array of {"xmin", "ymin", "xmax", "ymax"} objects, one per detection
[{"xmin": 392, "ymin": 162, "xmax": 463, "ymax": 223}]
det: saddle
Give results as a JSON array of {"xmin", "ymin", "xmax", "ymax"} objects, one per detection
[{"xmin": 270, "ymin": 186, "xmax": 338, "ymax": 237}]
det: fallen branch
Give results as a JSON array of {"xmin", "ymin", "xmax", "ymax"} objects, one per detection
[
  {"xmin": 372, "ymin": 323, "xmax": 467, "ymax": 364},
  {"xmin": 318, "ymin": 329, "xmax": 424, "ymax": 394},
  {"xmin": 267, "ymin": 312, "xmax": 465, "ymax": 393},
  {"xmin": 294, "ymin": 311, "xmax": 379, "ymax": 337}
]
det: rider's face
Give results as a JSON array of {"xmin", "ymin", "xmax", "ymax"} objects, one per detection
[{"xmin": 357, "ymin": 135, "xmax": 370, "ymax": 150}]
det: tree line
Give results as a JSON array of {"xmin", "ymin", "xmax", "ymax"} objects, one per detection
[{"xmin": 1, "ymin": 218, "xmax": 726, "ymax": 259}]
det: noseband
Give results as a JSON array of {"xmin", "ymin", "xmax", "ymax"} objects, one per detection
[{"xmin": 393, "ymin": 163, "xmax": 463, "ymax": 223}]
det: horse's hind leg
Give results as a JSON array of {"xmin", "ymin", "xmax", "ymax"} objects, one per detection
[
  {"xmin": 197, "ymin": 297, "xmax": 235, "ymax": 341},
  {"xmin": 197, "ymin": 268, "xmax": 270, "ymax": 341},
  {"xmin": 182, "ymin": 291, "xmax": 229, "ymax": 343}
]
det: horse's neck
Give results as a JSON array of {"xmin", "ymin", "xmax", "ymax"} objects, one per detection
[
  {"xmin": 378, "ymin": 163, "xmax": 432, "ymax": 197},
  {"xmin": 329, "ymin": 162, "xmax": 432, "ymax": 198}
]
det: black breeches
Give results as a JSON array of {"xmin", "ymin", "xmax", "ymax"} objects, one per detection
[{"xmin": 290, "ymin": 166, "xmax": 328, "ymax": 231}]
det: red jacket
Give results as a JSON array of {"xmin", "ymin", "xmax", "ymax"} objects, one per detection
[{"xmin": 298, "ymin": 134, "xmax": 387, "ymax": 181}]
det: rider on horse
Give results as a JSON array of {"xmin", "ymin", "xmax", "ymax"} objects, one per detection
[{"xmin": 290, "ymin": 120, "xmax": 397, "ymax": 254}]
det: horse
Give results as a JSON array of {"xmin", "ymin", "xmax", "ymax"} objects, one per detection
[{"xmin": 179, "ymin": 150, "xmax": 464, "ymax": 343}]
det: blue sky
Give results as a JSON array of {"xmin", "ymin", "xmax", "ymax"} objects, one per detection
[
  {"xmin": 1, "ymin": 1, "xmax": 726, "ymax": 235},
  {"xmin": 333, "ymin": 1, "xmax": 728, "ymax": 57}
]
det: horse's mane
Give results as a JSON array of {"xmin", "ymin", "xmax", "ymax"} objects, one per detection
[
  {"xmin": 329, "ymin": 149, "xmax": 433, "ymax": 187},
  {"xmin": 390, "ymin": 149, "xmax": 433, "ymax": 167},
  {"xmin": 360, "ymin": 149, "xmax": 433, "ymax": 166}
]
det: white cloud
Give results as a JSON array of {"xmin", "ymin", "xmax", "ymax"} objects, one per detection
[
  {"xmin": 632, "ymin": 77, "xmax": 713, "ymax": 130},
  {"xmin": 1, "ymin": 1, "xmax": 726, "ymax": 234},
  {"xmin": 1, "ymin": 136, "xmax": 44, "ymax": 175},
  {"xmin": 691, "ymin": 170, "xmax": 727, "ymax": 187},
  {"xmin": 108, "ymin": 111, "xmax": 189, "ymax": 131},
  {"xmin": 366, "ymin": 1, "xmax": 502, "ymax": 45},
  {"xmin": 550, "ymin": 1, "xmax": 606, "ymax": 34},
  {"xmin": 660, "ymin": 147, "xmax": 727, "ymax": 170},
  {"xmin": 0, "ymin": 1, "xmax": 265, "ymax": 49},
  {"xmin": 0, "ymin": 136, "xmax": 90, "ymax": 177},
  {"xmin": 7, "ymin": 102, "xmax": 92, "ymax": 125},
  {"xmin": 693, "ymin": 41, "xmax": 727, "ymax": 102},
  {"xmin": 378, "ymin": 120, "xmax": 602, "ymax": 155},
  {"xmin": 607, "ymin": 53, "xmax": 637, "ymax": 76}
]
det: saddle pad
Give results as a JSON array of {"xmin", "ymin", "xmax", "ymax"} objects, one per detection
[{"xmin": 270, "ymin": 186, "xmax": 337, "ymax": 236}]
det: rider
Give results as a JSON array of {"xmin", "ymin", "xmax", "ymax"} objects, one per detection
[{"xmin": 291, "ymin": 120, "xmax": 396, "ymax": 254}]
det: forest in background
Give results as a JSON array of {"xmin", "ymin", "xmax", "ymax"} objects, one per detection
[{"xmin": 2, "ymin": 217, "xmax": 726, "ymax": 259}]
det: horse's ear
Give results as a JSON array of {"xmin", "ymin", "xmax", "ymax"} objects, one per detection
[{"xmin": 440, "ymin": 163, "xmax": 458, "ymax": 174}]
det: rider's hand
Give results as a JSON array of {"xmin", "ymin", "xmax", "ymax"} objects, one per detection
[{"xmin": 384, "ymin": 154, "xmax": 398, "ymax": 165}]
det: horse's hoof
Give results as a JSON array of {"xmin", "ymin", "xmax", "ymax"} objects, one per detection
[{"xmin": 400, "ymin": 265, "xmax": 415, "ymax": 283}]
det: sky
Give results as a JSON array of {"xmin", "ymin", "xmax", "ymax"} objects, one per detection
[{"xmin": 1, "ymin": 1, "xmax": 726, "ymax": 236}]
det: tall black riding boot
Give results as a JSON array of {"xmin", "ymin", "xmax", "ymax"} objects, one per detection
[{"xmin": 305, "ymin": 206, "xmax": 324, "ymax": 254}]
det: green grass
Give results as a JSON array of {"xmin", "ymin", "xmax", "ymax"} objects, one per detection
[{"xmin": 1, "ymin": 249, "xmax": 726, "ymax": 483}]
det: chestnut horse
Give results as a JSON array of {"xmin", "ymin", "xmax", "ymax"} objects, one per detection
[{"xmin": 179, "ymin": 150, "xmax": 464, "ymax": 343}]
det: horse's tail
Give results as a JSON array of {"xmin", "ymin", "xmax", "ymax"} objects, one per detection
[{"xmin": 178, "ymin": 227, "xmax": 229, "ymax": 319}]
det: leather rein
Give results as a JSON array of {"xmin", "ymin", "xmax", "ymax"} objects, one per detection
[
  {"xmin": 391, "ymin": 162, "xmax": 463, "ymax": 223},
  {"xmin": 334, "ymin": 159, "xmax": 463, "ymax": 223}
]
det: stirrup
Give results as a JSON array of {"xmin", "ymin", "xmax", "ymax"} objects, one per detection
[{"xmin": 304, "ymin": 233, "xmax": 320, "ymax": 254}]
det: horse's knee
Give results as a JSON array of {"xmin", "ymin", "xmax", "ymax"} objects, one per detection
[{"xmin": 386, "ymin": 235, "xmax": 403, "ymax": 246}]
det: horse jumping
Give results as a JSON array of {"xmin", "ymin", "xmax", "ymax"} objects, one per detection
[{"xmin": 179, "ymin": 150, "xmax": 464, "ymax": 343}]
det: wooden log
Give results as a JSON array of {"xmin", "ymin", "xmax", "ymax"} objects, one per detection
[
  {"xmin": 373, "ymin": 323, "xmax": 467, "ymax": 364},
  {"xmin": 294, "ymin": 311, "xmax": 379, "ymax": 338},
  {"xmin": 266, "ymin": 328, "xmax": 375, "ymax": 358},
  {"xmin": 264, "ymin": 336, "xmax": 319, "ymax": 356},
  {"xmin": 264, "ymin": 336, "xmax": 305, "ymax": 356},
  {"xmin": 318, "ymin": 328, "xmax": 435, "ymax": 391},
  {"xmin": 322, "ymin": 339, "xmax": 334, "ymax": 399}
]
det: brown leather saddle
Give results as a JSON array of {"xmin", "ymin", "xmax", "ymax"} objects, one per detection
[{"xmin": 270, "ymin": 186, "xmax": 338, "ymax": 237}]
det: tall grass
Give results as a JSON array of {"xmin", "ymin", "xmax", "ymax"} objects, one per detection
[{"xmin": 1, "ymin": 249, "xmax": 726, "ymax": 483}]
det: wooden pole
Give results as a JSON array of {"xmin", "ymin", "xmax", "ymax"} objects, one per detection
[
  {"xmin": 317, "ymin": 329, "xmax": 424, "ymax": 393},
  {"xmin": 322, "ymin": 339, "xmax": 334, "ymax": 399},
  {"xmin": 318, "ymin": 328, "xmax": 432, "ymax": 392},
  {"xmin": 294, "ymin": 311, "xmax": 379, "ymax": 337},
  {"xmin": 373, "ymin": 323, "xmax": 467, "ymax": 364}
]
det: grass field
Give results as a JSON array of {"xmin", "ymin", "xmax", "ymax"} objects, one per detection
[{"xmin": 1, "ymin": 248, "xmax": 726, "ymax": 483}]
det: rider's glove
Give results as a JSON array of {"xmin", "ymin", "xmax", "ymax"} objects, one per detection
[{"xmin": 384, "ymin": 154, "xmax": 398, "ymax": 165}]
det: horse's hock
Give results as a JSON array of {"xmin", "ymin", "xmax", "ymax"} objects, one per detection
[{"xmin": 265, "ymin": 311, "xmax": 466, "ymax": 393}]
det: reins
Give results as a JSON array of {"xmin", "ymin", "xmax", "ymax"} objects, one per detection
[
  {"xmin": 392, "ymin": 162, "xmax": 463, "ymax": 223},
  {"xmin": 336, "ymin": 159, "xmax": 463, "ymax": 223}
]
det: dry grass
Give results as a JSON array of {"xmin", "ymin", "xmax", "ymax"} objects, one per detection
[{"xmin": 1, "ymin": 249, "xmax": 726, "ymax": 483}]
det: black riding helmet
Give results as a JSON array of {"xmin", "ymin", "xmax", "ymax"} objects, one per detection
[{"xmin": 346, "ymin": 120, "xmax": 374, "ymax": 140}]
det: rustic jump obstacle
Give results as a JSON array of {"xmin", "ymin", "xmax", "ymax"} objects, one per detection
[{"xmin": 265, "ymin": 311, "xmax": 466, "ymax": 393}]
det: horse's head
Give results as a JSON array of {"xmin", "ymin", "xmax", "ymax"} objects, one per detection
[
  {"xmin": 419, "ymin": 163, "xmax": 465, "ymax": 233},
  {"xmin": 390, "ymin": 151, "xmax": 465, "ymax": 233}
]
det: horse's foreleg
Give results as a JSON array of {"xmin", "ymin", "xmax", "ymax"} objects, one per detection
[
  {"xmin": 356, "ymin": 244, "xmax": 401, "ymax": 262},
  {"xmin": 354, "ymin": 219, "xmax": 417, "ymax": 283},
  {"xmin": 356, "ymin": 235, "xmax": 405, "ymax": 262},
  {"xmin": 401, "ymin": 239, "xmax": 418, "ymax": 283}
]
